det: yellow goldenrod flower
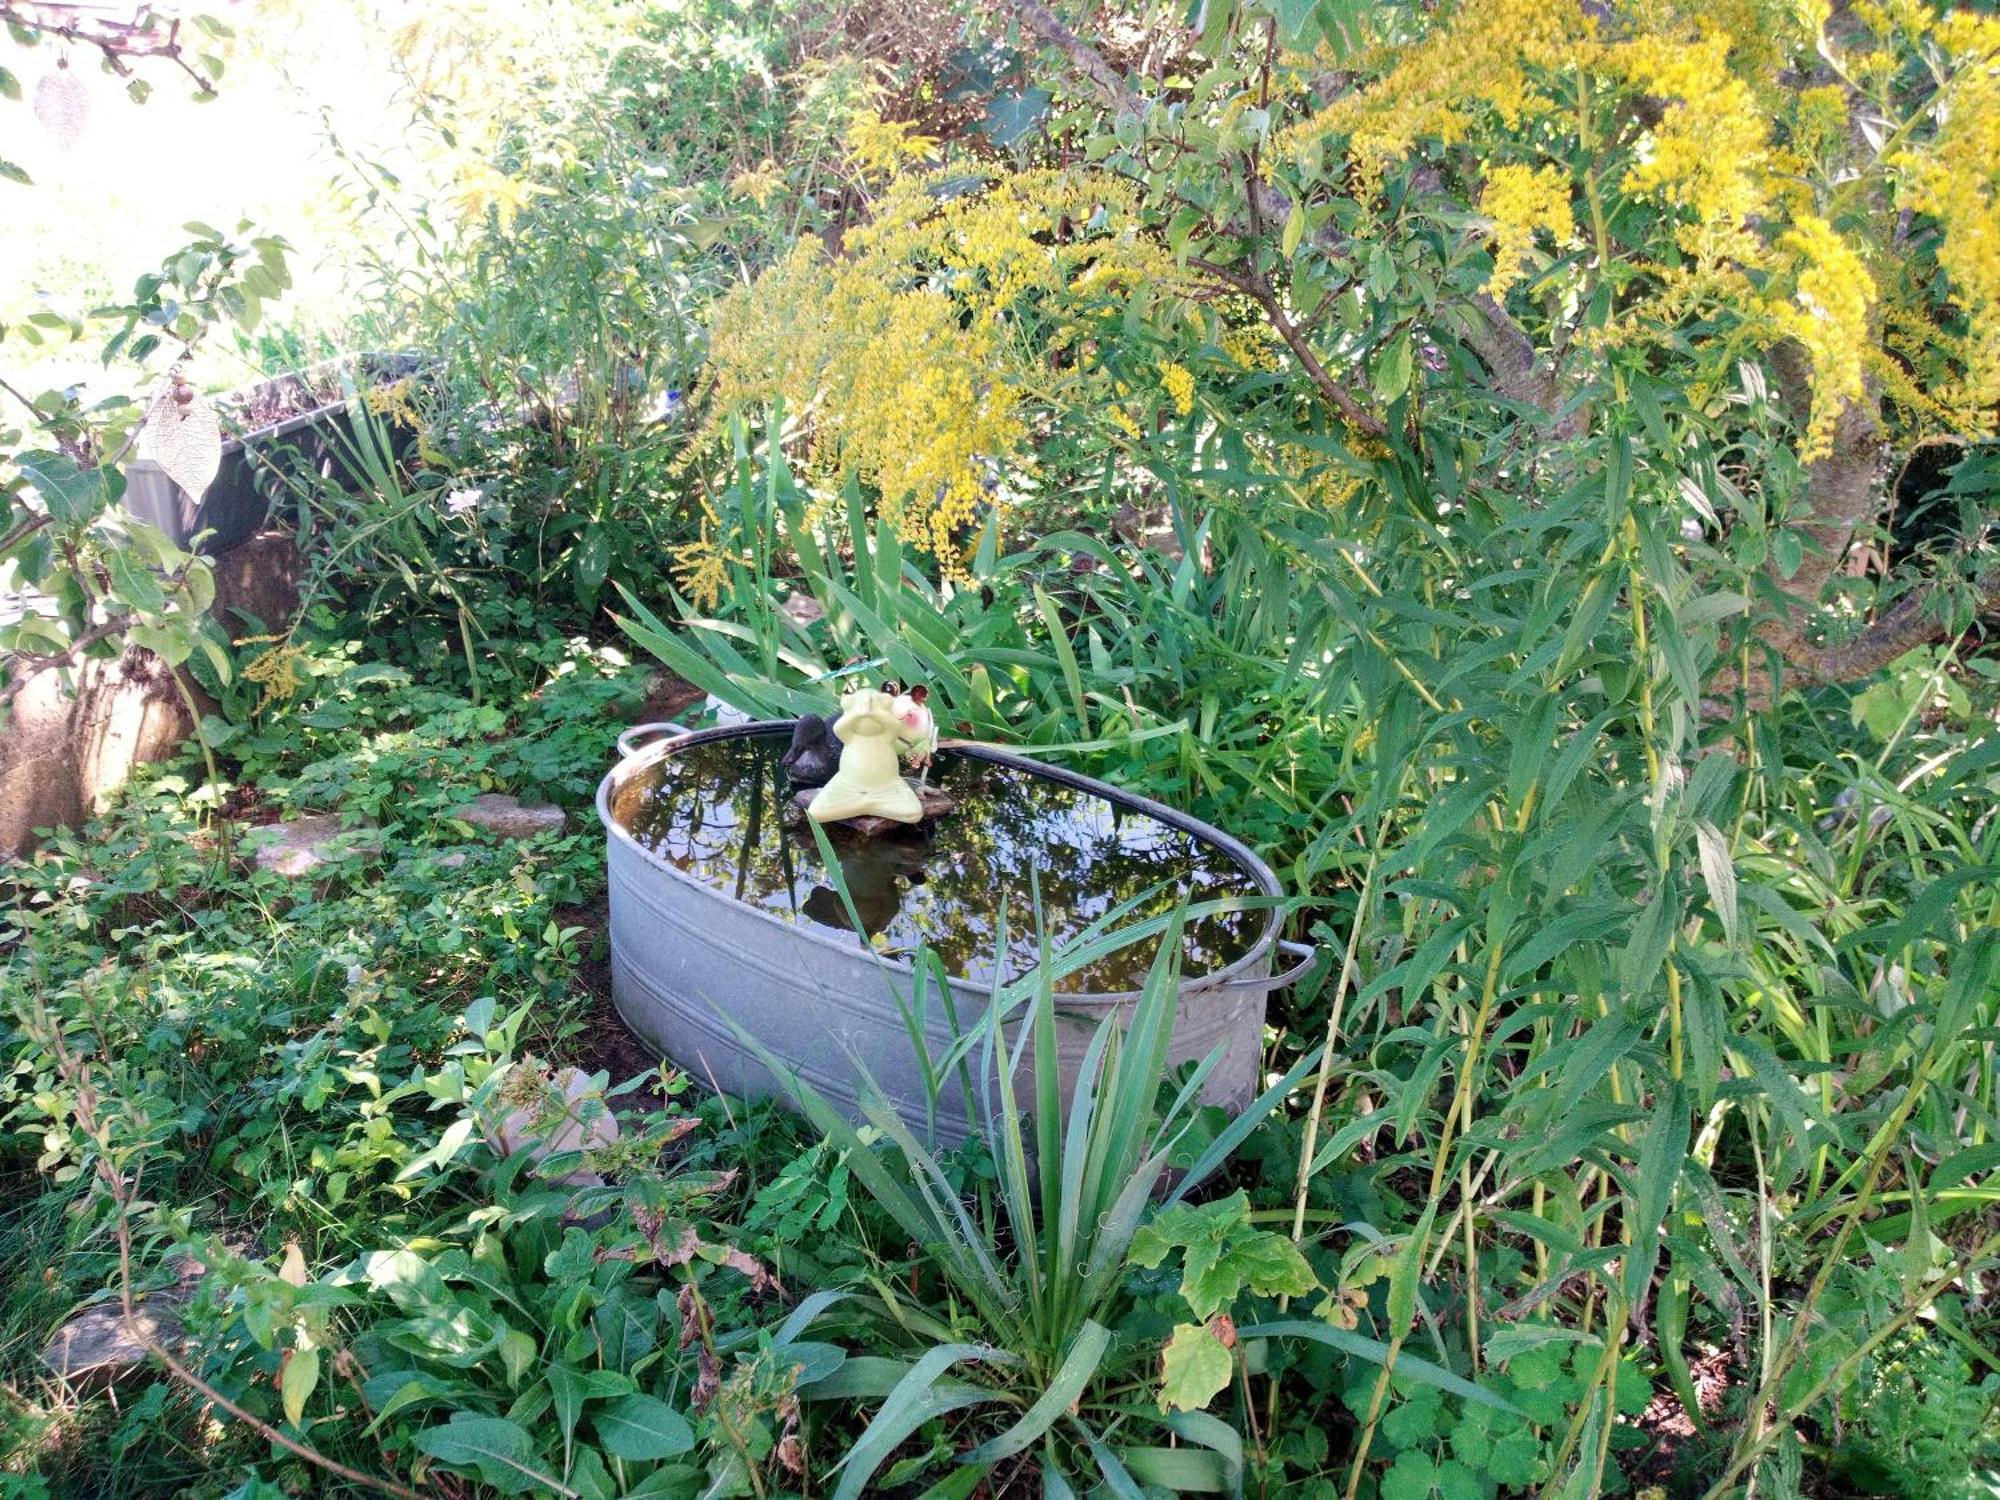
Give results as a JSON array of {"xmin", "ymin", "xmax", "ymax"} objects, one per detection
[
  {"xmin": 844, "ymin": 108, "xmax": 938, "ymax": 179},
  {"xmin": 697, "ymin": 167, "xmax": 1181, "ymax": 573},
  {"xmin": 1766, "ymin": 214, "xmax": 1876, "ymax": 459},
  {"xmin": 1890, "ymin": 11, "xmax": 2000, "ymax": 417},
  {"xmin": 1479, "ymin": 163, "xmax": 1575, "ymax": 298},
  {"xmin": 729, "ymin": 160, "xmax": 785, "ymax": 209}
]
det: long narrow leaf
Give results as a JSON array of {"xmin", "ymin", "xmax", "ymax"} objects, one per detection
[
  {"xmin": 831, "ymin": 1344, "xmax": 1011, "ymax": 1500},
  {"xmin": 1236, "ymin": 1321, "xmax": 1520, "ymax": 1412},
  {"xmin": 958, "ymin": 1320, "xmax": 1113, "ymax": 1464}
]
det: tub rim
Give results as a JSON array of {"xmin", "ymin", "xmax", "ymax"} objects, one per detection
[{"xmin": 595, "ymin": 719, "xmax": 1286, "ymax": 1006}]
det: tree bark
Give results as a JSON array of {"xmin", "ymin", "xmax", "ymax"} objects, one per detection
[
  {"xmin": 1460, "ymin": 295, "xmax": 1589, "ymax": 443},
  {"xmin": 1711, "ymin": 363, "xmax": 1998, "ymax": 701}
]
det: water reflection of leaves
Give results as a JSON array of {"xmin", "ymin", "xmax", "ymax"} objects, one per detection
[
  {"xmin": 614, "ymin": 731, "xmax": 1260, "ymax": 990},
  {"xmin": 801, "ymin": 830, "xmax": 930, "ymax": 939}
]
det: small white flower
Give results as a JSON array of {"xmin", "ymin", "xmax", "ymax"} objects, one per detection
[{"xmin": 444, "ymin": 487, "xmax": 484, "ymax": 516}]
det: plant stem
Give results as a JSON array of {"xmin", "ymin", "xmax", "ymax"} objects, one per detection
[
  {"xmin": 1702, "ymin": 1225, "xmax": 2000, "ymax": 1500},
  {"xmin": 30, "ymin": 997, "xmax": 426, "ymax": 1499},
  {"xmin": 1342, "ymin": 787, "xmax": 1532, "ymax": 1500}
]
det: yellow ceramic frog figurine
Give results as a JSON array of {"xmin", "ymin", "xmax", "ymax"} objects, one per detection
[{"xmin": 806, "ymin": 688, "xmax": 924, "ymax": 825}]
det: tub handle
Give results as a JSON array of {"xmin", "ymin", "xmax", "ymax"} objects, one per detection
[
  {"xmin": 617, "ymin": 722, "xmax": 690, "ymax": 760},
  {"xmin": 1215, "ymin": 938, "xmax": 1319, "ymax": 995}
]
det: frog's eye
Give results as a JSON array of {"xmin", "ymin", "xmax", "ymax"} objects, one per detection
[
  {"xmin": 908, "ymin": 684, "xmax": 928, "ymax": 705},
  {"xmin": 881, "ymin": 679, "xmax": 900, "ymax": 696}
]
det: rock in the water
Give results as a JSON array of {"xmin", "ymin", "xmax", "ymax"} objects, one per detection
[
  {"xmin": 779, "ymin": 714, "xmax": 840, "ymax": 787},
  {"xmin": 448, "ymin": 792, "xmax": 567, "ymax": 840},
  {"xmin": 42, "ymin": 1298, "xmax": 184, "ymax": 1382},
  {"xmin": 251, "ymin": 814, "xmax": 381, "ymax": 877},
  {"xmin": 790, "ymin": 779, "xmax": 954, "ymax": 837}
]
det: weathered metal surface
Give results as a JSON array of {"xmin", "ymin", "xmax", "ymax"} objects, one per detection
[{"xmin": 598, "ymin": 722, "xmax": 1304, "ymax": 1144}]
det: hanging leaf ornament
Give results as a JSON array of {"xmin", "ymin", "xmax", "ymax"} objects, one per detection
[
  {"xmin": 144, "ymin": 373, "xmax": 223, "ymax": 502},
  {"xmin": 33, "ymin": 60, "xmax": 89, "ymax": 148}
]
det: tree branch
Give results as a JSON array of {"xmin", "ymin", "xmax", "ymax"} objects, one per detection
[
  {"xmin": 1703, "ymin": 363, "xmax": 1998, "ymax": 704},
  {"xmin": 1725, "ymin": 369, "xmax": 1896, "ymax": 696},
  {"xmin": 0, "ymin": 616, "xmax": 125, "ymax": 707},
  {"xmin": 0, "ymin": 4, "xmax": 219, "ymax": 96},
  {"xmin": 1002, "ymin": 0, "xmax": 1140, "ymax": 115},
  {"xmin": 1763, "ymin": 362, "xmax": 1888, "ymax": 619},
  {"xmin": 1730, "ymin": 569, "xmax": 1999, "ymax": 700},
  {"xmin": 0, "ymin": 511, "xmax": 53, "ymax": 559},
  {"xmin": 1190, "ymin": 256, "xmax": 1387, "ymax": 437}
]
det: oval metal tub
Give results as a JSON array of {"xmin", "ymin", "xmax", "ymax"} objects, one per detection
[{"xmin": 597, "ymin": 721, "xmax": 1310, "ymax": 1145}]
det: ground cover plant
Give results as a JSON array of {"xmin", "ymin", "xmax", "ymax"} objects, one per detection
[{"xmin": 2, "ymin": 0, "xmax": 1998, "ymax": 1497}]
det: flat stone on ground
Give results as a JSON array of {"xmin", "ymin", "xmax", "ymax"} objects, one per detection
[
  {"xmin": 780, "ymin": 592, "xmax": 824, "ymax": 627},
  {"xmin": 42, "ymin": 1298, "xmax": 184, "ymax": 1382},
  {"xmin": 482, "ymin": 1066, "xmax": 618, "ymax": 1187},
  {"xmin": 448, "ymin": 792, "xmax": 567, "ymax": 840},
  {"xmin": 250, "ymin": 813, "xmax": 381, "ymax": 877}
]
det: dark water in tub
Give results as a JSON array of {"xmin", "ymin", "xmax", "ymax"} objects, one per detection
[{"xmin": 608, "ymin": 729, "xmax": 1267, "ymax": 993}]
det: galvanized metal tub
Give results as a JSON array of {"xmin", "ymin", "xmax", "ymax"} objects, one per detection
[{"xmin": 597, "ymin": 721, "xmax": 1312, "ymax": 1144}]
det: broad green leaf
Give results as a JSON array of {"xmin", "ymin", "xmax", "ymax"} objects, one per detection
[
  {"xmin": 414, "ymin": 1416, "xmax": 574, "ymax": 1496},
  {"xmin": 1237, "ymin": 1322, "xmax": 1518, "ymax": 1412},
  {"xmin": 1382, "ymin": 1452, "xmax": 1436, "ymax": 1500},
  {"xmin": 980, "ymin": 88, "xmax": 1052, "ymax": 147},
  {"xmin": 126, "ymin": 621, "xmax": 193, "ymax": 667},
  {"xmin": 1618, "ymin": 886, "xmax": 1677, "ymax": 998},
  {"xmin": 592, "ymin": 1393, "xmax": 694, "ymax": 1461},
  {"xmin": 1692, "ymin": 820, "xmax": 1739, "ymax": 946},
  {"xmin": 17, "ymin": 451, "xmax": 117, "ymax": 523},
  {"xmin": 1158, "ymin": 1322, "xmax": 1233, "ymax": 1413},
  {"xmin": 1121, "ymin": 1443, "xmax": 1234, "ymax": 1492},
  {"xmin": 105, "ymin": 547, "xmax": 167, "ymax": 615},
  {"xmin": 1623, "ymin": 1082, "xmax": 1688, "ymax": 1307},
  {"xmin": 1373, "ymin": 334, "xmax": 1413, "ymax": 403},
  {"xmin": 281, "ymin": 1346, "xmax": 318, "ymax": 1428}
]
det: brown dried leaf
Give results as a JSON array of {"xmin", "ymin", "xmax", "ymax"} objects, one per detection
[
  {"xmin": 691, "ymin": 1344, "xmax": 721, "ymax": 1412},
  {"xmin": 715, "ymin": 1244, "xmax": 782, "ymax": 1297},
  {"xmin": 775, "ymin": 1404, "xmax": 805, "ymax": 1477},
  {"xmin": 654, "ymin": 1221, "xmax": 702, "ymax": 1269},
  {"xmin": 676, "ymin": 1283, "xmax": 701, "ymax": 1349}
]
